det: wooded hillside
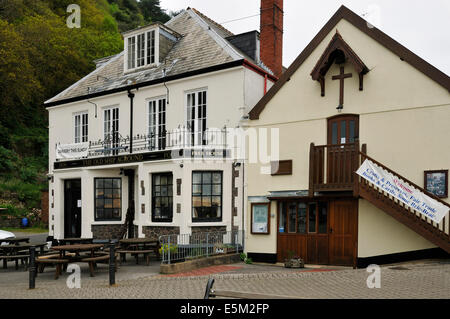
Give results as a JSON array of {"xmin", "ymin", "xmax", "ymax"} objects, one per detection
[{"xmin": 0, "ymin": 0, "xmax": 175, "ymax": 220}]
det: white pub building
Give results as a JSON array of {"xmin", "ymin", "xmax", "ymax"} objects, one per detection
[{"xmin": 44, "ymin": 6, "xmax": 281, "ymax": 241}]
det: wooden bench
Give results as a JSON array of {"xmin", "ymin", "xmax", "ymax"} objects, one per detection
[
  {"xmin": 80, "ymin": 253, "xmax": 117, "ymax": 277},
  {"xmin": 0, "ymin": 254, "xmax": 30, "ymax": 270},
  {"xmin": 116, "ymin": 249, "xmax": 155, "ymax": 265},
  {"xmin": 35, "ymin": 258, "xmax": 69, "ymax": 279}
]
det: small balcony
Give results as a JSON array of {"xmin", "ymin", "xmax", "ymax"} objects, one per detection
[
  {"xmin": 55, "ymin": 127, "xmax": 228, "ymax": 162},
  {"xmin": 309, "ymin": 141, "xmax": 361, "ymax": 195}
]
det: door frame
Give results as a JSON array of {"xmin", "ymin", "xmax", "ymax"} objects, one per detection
[
  {"xmin": 64, "ymin": 179, "xmax": 82, "ymax": 239},
  {"xmin": 327, "ymin": 113, "xmax": 359, "ymax": 145}
]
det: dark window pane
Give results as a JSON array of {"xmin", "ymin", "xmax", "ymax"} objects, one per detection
[
  {"xmin": 288, "ymin": 202, "xmax": 296, "ymax": 233},
  {"xmin": 203, "ymin": 172, "xmax": 211, "ymax": 183},
  {"xmin": 349, "ymin": 120, "xmax": 355, "ymax": 143},
  {"xmin": 318, "ymin": 202, "xmax": 328, "ymax": 234},
  {"xmin": 192, "ymin": 173, "xmax": 201, "ymax": 184},
  {"xmin": 332, "ymin": 122, "xmax": 338, "ymax": 145},
  {"xmin": 278, "ymin": 202, "xmax": 287, "ymax": 233},
  {"xmin": 309, "ymin": 203, "xmax": 317, "ymax": 233},
  {"xmin": 297, "ymin": 203, "xmax": 307, "ymax": 234}
]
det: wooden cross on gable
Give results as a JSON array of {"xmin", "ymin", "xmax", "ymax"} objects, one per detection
[
  {"xmin": 310, "ymin": 31, "xmax": 369, "ymax": 107},
  {"xmin": 332, "ymin": 66, "xmax": 352, "ymax": 108}
]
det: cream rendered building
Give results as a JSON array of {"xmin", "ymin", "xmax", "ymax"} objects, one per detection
[
  {"xmin": 244, "ymin": 6, "xmax": 450, "ymax": 267},
  {"xmin": 45, "ymin": 8, "xmax": 277, "ymax": 241}
]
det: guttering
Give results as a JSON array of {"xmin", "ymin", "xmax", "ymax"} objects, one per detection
[
  {"xmin": 45, "ymin": 60, "xmax": 245, "ymax": 108},
  {"xmin": 242, "ymin": 59, "xmax": 278, "ymax": 82}
]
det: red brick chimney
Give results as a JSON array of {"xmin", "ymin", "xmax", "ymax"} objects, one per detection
[{"xmin": 260, "ymin": 0, "xmax": 283, "ymax": 78}]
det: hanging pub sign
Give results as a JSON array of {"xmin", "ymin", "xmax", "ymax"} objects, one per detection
[
  {"xmin": 356, "ymin": 159, "xmax": 449, "ymax": 224},
  {"xmin": 56, "ymin": 143, "xmax": 89, "ymax": 160}
]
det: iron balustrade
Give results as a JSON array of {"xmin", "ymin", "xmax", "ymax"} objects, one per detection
[
  {"xmin": 55, "ymin": 127, "xmax": 229, "ymax": 161},
  {"xmin": 159, "ymin": 230, "xmax": 244, "ymax": 264}
]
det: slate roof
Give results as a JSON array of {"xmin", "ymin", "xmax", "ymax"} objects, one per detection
[{"xmin": 45, "ymin": 8, "xmax": 271, "ymax": 106}]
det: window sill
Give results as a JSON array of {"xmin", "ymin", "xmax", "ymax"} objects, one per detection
[
  {"xmin": 188, "ymin": 222, "xmax": 226, "ymax": 227},
  {"xmin": 92, "ymin": 220, "xmax": 123, "ymax": 225}
]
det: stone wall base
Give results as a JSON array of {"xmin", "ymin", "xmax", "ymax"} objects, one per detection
[
  {"xmin": 142, "ymin": 226, "xmax": 180, "ymax": 240},
  {"xmin": 160, "ymin": 253, "xmax": 241, "ymax": 275},
  {"xmin": 92, "ymin": 224, "xmax": 123, "ymax": 239},
  {"xmin": 191, "ymin": 226, "xmax": 227, "ymax": 234}
]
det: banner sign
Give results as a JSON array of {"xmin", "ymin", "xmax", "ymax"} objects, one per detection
[
  {"xmin": 356, "ymin": 159, "xmax": 449, "ymax": 224},
  {"xmin": 56, "ymin": 143, "xmax": 89, "ymax": 160}
]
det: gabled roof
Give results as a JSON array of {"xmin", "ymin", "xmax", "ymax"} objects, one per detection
[
  {"xmin": 249, "ymin": 5, "xmax": 450, "ymax": 120},
  {"xmin": 45, "ymin": 8, "xmax": 274, "ymax": 107}
]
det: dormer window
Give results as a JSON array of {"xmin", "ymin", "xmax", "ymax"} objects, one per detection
[
  {"xmin": 123, "ymin": 23, "xmax": 180, "ymax": 73},
  {"xmin": 126, "ymin": 30, "xmax": 156, "ymax": 71}
]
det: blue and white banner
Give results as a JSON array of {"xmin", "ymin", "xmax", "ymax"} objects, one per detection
[{"xmin": 357, "ymin": 159, "xmax": 449, "ymax": 224}]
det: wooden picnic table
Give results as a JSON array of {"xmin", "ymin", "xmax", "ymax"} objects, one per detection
[
  {"xmin": 58, "ymin": 238, "xmax": 93, "ymax": 246},
  {"xmin": 40, "ymin": 244, "xmax": 108, "ymax": 279},
  {"xmin": 0, "ymin": 237, "xmax": 30, "ymax": 245},
  {"xmin": 118, "ymin": 238, "xmax": 159, "ymax": 265},
  {"xmin": 51, "ymin": 244, "xmax": 103, "ymax": 260},
  {"xmin": 0, "ymin": 243, "xmax": 46, "ymax": 270}
]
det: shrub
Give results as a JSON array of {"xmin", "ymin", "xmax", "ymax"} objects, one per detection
[{"xmin": 159, "ymin": 244, "xmax": 178, "ymax": 256}]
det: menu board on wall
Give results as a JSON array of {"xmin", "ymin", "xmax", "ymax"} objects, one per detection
[{"xmin": 251, "ymin": 203, "xmax": 270, "ymax": 234}]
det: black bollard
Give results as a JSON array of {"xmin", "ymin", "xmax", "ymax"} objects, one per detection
[
  {"xmin": 109, "ymin": 240, "xmax": 116, "ymax": 286},
  {"xmin": 29, "ymin": 246, "xmax": 36, "ymax": 289}
]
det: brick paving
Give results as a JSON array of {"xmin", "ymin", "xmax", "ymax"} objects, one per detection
[{"xmin": 0, "ymin": 259, "xmax": 448, "ymax": 299}]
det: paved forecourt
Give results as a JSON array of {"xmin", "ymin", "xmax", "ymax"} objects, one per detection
[{"xmin": 0, "ymin": 260, "xmax": 448, "ymax": 299}]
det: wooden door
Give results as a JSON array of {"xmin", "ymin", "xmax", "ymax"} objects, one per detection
[
  {"xmin": 328, "ymin": 199, "xmax": 358, "ymax": 266},
  {"xmin": 64, "ymin": 179, "xmax": 82, "ymax": 238},
  {"xmin": 327, "ymin": 115, "xmax": 359, "ymax": 186}
]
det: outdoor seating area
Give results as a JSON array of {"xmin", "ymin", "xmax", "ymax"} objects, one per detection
[{"xmin": 0, "ymin": 236, "xmax": 162, "ymax": 282}]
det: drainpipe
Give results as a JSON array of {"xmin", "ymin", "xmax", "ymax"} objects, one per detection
[
  {"xmin": 264, "ymin": 74, "xmax": 268, "ymax": 95},
  {"xmin": 128, "ymin": 90, "xmax": 135, "ymax": 154}
]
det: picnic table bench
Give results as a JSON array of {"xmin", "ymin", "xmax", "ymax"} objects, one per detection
[
  {"xmin": 0, "ymin": 237, "xmax": 30, "ymax": 245},
  {"xmin": 117, "ymin": 238, "xmax": 159, "ymax": 266},
  {"xmin": 0, "ymin": 243, "xmax": 46, "ymax": 270}
]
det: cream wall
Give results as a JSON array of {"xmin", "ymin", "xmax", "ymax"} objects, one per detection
[
  {"xmin": 358, "ymin": 200, "xmax": 437, "ymax": 257},
  {"xmin": 246, "ymin": 18, "xmax": 450, "ymax": 258}
]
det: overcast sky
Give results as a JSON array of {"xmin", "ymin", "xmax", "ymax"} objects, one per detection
[{"xmin": 160, "ymin": 0, "xmax": 450, "ymax": 75}]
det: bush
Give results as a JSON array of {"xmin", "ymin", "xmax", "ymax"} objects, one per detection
[
  {"xmin": 159, "ymin": 244, "xmax": 178, "ymax": 256},
  {"xmin": 0, "ymin": 203, "xmax": 27, "ymax": 217}
]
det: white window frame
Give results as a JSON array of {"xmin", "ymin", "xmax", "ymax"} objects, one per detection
[
  {"xmin": 147, "ymin": 96, "xmax": 167, "ymax": 151},
  {"xmin": 125, "ymin": 28, "xmax": 158, "ymax": 71},
  {"xmin": 73, "ymin": 111, "xmax": 88, "ymax": 144},
  {"xmin": 103, "ymin": 106, "xmax": 120, "ymax": 155},
  {"xmin": 185, "ymin": 89, "xmax": 207, "ymax": 146}
]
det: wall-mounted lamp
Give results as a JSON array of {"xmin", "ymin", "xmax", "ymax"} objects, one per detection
[{"xmin": 336, "ymin": 104, "xmax": 344, "ymax": 113}]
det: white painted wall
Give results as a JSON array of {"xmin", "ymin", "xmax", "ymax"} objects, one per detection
[{"xmin": 48, "ymin": 64, "xmax": 269, "ymax": 238}]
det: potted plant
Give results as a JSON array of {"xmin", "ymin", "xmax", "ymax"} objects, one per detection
[{"xmin": 284, "ymin": 250, "xmax": 304, "ymax": 268}]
